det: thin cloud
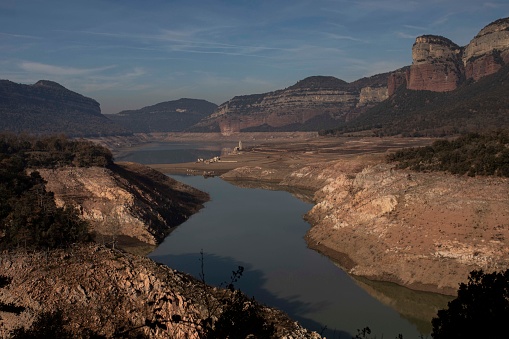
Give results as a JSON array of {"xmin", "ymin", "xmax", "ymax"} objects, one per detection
[
  {"xmin": 19, "ymin": 61, "xmax": 114, "ymax": 76},
  {"xmin": 0, "ymin": 32, "xmax": 40, "ymax": 39},
  {"xmin": 397, "ymin": 32, "xmax": 416, "ymax": 39}
]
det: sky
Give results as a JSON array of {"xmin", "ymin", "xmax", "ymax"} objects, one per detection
[{"xmin": 1, "ymin": 1, "xmax": 508, "ymax": 114}]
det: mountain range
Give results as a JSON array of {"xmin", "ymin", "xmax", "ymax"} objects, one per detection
[
  {"xmin": 1, "ymin": 16, "xmax": 508, "ymax": 137},
  {"xmin": 0, "ymin": 80, "xmax": 129, "ymax": 137}
]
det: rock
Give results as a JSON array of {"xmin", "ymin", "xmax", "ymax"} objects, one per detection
[
  {"xmin": 0, "ymin": 245, "xmax": 322, "ymax": 338},
  {"xmin": 191, "ymin": 75, "xmax": 391, "ymax": 134},
  {"xmin": 36, "ymin": 162, "xmax": 209, "ymax": 249},
  {"xmin": 407, "ymin": 35, "xmax": 464, "ymax": 92}
]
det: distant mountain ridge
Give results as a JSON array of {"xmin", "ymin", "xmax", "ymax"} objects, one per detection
[
  {"xmin": 190, "ymin": 16, "xmax": 509, "ymax": 135},
  {"xmin": 108, "ymin": 98, "xmax": 217, "ymax": 133},
  {"xmin": 0, "ymin": 80, "xmax": 129, "ymax": 137},
  {"xmin": 190, "ymin": 73, "xmax": 392, "ymax": 134}
]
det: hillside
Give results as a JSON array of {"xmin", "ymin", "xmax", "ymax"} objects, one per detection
[
  {"xmin": 322, "ymin": 64, "xmax": 509, "ymax": 136},
  {"xmin": 0, "ymin": 80, "xmax": 129, "ymax": 137},
  {"xmin": 190, "ymin": 74, "xmax": 392, "ymax": 135},
  {"xmin": 108, "ymin": 98, "xmax": 217, "ymax": 133}
]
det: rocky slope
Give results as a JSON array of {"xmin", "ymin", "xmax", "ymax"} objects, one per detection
[
  {"xmin": 0, "ymin": 80, "xmax": 129, "ymax": 137},
  {"xmin": 0, "ymin": 244, "xmax": 321, "ymax": 338},
  {"xmin": 219, "ymin": 145, "xmax": 509, "ymax": 296},
  {"xmin": 191, "ymin": 75, "xmax": 391, "ymax": 135},
  {"xmin": 36, "ymin": 162, "xmax": 209, "ymax": 251},
  {"xmin": 109, "ymin": 98, "xmax": 218, "ymax": 133}
]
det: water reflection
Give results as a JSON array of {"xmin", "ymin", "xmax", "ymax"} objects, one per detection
[{"xmin": 149, "ymin": 175, "xmax": 428, "ymax": 338}]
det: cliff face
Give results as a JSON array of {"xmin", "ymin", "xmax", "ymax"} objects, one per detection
[
  {"xmin": 463, "ymin": 18, "xmax": 509, "ymax": 80},
  {"xmin": 0, "ymin": 245, "xmax": 320, "ymax": 338},
  {"xmin": 192, "ymin": 76, "xmax": 390, "ymax": 135},
  {"xmin": 407, "ymin": 17, "xmax": 509, "ymax": 91},
  {"xmin": 407, "ymin": 35, "xmax": 464, "ymax": 92},
  {"xmin": 36, "ymin": 162, "xmax": 209, "ymax": 248}
]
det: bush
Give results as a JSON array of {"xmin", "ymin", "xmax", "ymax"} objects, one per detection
[{"xmin": 432, "ymin": 269, "xmax": 509, "ymax": 339}]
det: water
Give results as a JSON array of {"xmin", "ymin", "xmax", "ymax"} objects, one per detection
[
  {"xmin": 149, "ymin": 175, "xmax": 433, "ymax": 338},
  {"xmin": 124, "ymin": 142, "xmax": 448, "ymax": 338}
]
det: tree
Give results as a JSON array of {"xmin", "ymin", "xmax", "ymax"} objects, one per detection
[{"xmin": 431, "ymin": 269, "xmax": 509, "ymax": 339}]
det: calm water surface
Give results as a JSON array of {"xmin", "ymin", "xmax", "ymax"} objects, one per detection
[{"xmin": 127, "ymin": 143, "xmax": 442, "ymax": 338}]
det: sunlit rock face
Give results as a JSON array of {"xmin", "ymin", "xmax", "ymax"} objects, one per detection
[
  {"xmin": 407, "ymin": 35, "xmax": 464, "ymax": 92},
  {"xmin": 463, "ymin": 17, "xmax": 509, "ymax": 81}
]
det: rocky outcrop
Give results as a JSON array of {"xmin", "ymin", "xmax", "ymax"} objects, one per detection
[
  {"xmin": 0, "ymin": 244, "xmax": 321, "ymax": 338},
  {"xmin": 0, "ymin": 80, "xmax": 129, "ymax": 137},
  {"xmin": 407, "ymin": 35, "xmax": 464, "ymax": 92},
  {"xmin": 406, "ymin": 17, "xmax": 509, "ymax": 91},
  {"xmin": 305, "ymin": 161, "xmax": 509, "ymax": 295},
  {"xmin": 191, "ymin": 75, "xmax": 390, "ymax": 135},
  {"xmin": 463, "ymin": 18, "xmax": 509, "ymax": 80},
  {"xmin": 36, "ymin": 162, "xmax": 209, "ymax": 248}
]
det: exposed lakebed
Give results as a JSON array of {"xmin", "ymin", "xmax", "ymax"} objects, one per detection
[{"xmin": 119, "ymin": 141, "xmax": 447, "ymax": 338}]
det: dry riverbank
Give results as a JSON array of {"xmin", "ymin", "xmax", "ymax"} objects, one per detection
[{"xmin": 148, "ymin": 135, "xmax": 509, "ymax": 296}]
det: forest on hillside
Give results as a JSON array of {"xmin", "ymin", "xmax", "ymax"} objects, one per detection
[
  {"xmin": 0, "ymin": 134, "xmax": 113, "ymax": 250},
  {"xmin": 387, "ymin": 131, "xmax": 509, "ymax": 177}
]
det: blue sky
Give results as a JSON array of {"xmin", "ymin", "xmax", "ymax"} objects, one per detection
[{"xmin": 1, "ymin": 1, "xmax": 508, "ymax": 114}]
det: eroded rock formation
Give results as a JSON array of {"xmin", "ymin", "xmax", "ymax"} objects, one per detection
[
  {"xmin": 36, "ymin": 162, "xmax": 209, "ymax": 248},
  {"xmin": 407, "ymin": 17, "xmax": 509, "ymax": 91},
  {"xmin": 0, "ymin": 244, "xmax": 321, "ymax": 338}
]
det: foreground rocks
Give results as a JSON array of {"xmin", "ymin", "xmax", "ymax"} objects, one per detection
[{"xmin": 0, "ymin": 244, "xmax": 321, "ymax": 338}]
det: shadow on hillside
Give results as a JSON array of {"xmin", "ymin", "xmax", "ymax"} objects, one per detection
[{"xmin": 150, "ymin": 252, "xmax": 353, "ymax": 338}]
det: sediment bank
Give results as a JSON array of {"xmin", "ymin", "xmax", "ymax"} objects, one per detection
[{"xmin": 148, "ymin": 135, "xmax": 509, "ymax": 296}]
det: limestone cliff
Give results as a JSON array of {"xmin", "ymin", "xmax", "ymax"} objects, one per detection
[
  {"xmin": 36, "ymin": 162, "xmax": 209, "ymax": 249},
  {"xmin": 191, "ymin": 75, "xmax": 390, "ymax": 135},
  {"xmin": 406, "ymin": 17, "xmax": 509, "ymax": 91},
  {"xmin": 407, "ymin": 35, "xmax": 464, "ymax": 92},
  {"xmin": 0, "ymin": 244, "xmax": 321, "ymax": 338},
  {"xmin": 463, "ymin": 17, "xmax": 509, "ymax": 80}
]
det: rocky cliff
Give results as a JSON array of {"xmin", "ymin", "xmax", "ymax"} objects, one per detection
[
  {"xmin": 407, "ymin": 35, "xmax": 464, "ymax": 92},
  {"xmin": 0, "ymin": 80, "xmax": 129, "ymax": 137},
  {"xmin": 0, "ymin": 244, "xmax": 321, "ymax": 338},
  {"xmin": 407, "ymin": 17, "xmax": 509, "ymax": 91},
  {"xmin": 36, "ymin": 162, "xmax": 209, "ymax": 250},
  {"xmin": 191, "ymin": 75, "xmax": 390, "ymax": 135}
]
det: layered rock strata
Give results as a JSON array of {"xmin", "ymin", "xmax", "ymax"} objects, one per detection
[
  {"xmin": 193, "ymin": 75, "xmax": 390, "ymax": 135},
  {"xmin": 407, "ymin": 17, "xmax": 509, "ymax": 91},
  {"xmin": 36, "ymin": 162, "xmax": 209, "ymax": 247}
]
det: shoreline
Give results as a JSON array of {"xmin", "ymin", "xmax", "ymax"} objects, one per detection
[{"xmin": 139, "ymin": 134, "xmax": 509, "ymax": 298}]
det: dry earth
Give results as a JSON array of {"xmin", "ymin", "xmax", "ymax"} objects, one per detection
[{"xmin": 150, "ymin": 134, "xmax": 509, "ymax": 296}]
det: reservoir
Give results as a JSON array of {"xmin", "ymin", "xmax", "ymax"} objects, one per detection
[{"xmin": 120, "ymin": 142, "xmax": 449, "ymax": 338}]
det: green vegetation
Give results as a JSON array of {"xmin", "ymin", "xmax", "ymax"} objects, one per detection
[
  {"xmin": 0, "ymin": 133, "xmax": 113, "ymax": 250},
  {"xmin": 432, "ymin": 269, "xmax": 509, "ymax": 339},
  {"xmin": 387, "ymin": 131, "xmax": 509, "ymax": 177}
]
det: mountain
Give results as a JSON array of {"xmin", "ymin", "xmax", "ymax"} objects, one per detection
[
  {"xmin": 191, "ymin": 17, "xmax": 509, "ymax": 136},
  {"xmin": 317, "ymin": 17, "xmax": 509, "ymax": 136},
  {"xmin": 190, "ymin": 74, "xmax": 393, "ymax": 134},
  {"xmin": 108, "ymin": 98, "xmax": 217, "ymax": 133},
  {"xmin": 0, "ymin": 80, "xmax": 129, "ymax": 137}
]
